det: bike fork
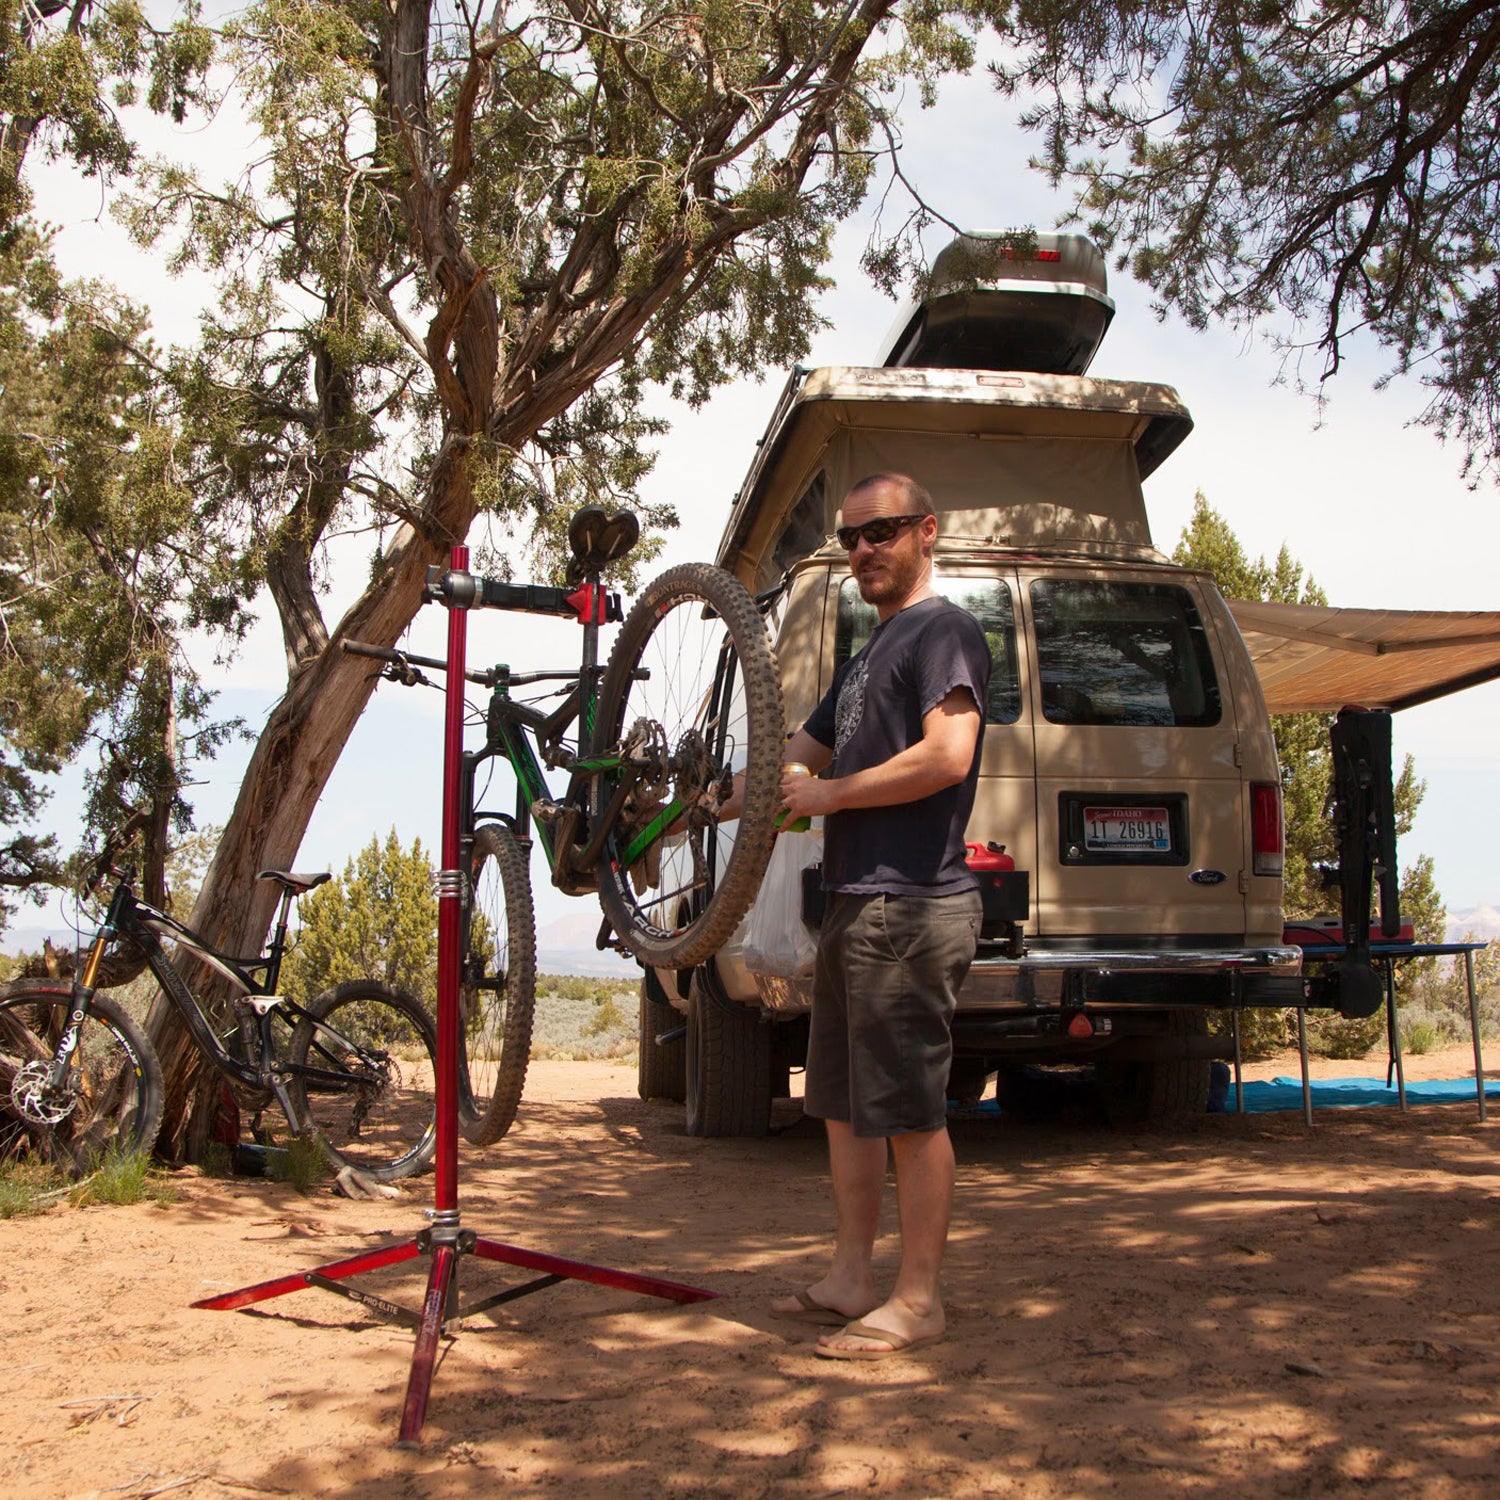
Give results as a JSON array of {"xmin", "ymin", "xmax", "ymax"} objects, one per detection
[{"xmin": 43, "ymin": 926, "xmax": 114, "ymax": 1088}]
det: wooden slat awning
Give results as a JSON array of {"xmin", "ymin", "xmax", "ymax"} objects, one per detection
[{"xmin": 1227, "ymin": 600, "xmax": 1500, "ymax": 714}]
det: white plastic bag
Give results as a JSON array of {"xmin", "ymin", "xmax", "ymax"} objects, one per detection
[{"xmin": 742, "ymin": 828, "xmax": 822, "ymax": 978}]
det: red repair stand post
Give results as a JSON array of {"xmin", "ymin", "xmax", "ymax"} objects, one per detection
[{"xmin": 193, "ymin": 544, "xmax": 719, "ymax": 1446}]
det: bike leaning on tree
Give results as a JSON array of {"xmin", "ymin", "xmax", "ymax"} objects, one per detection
[
  {"xmin": 0, "ymin": 507, "xmax": 784, "ymax": 1171},
  {"xmin": 0, "ymin": 863, "xmax": 440, "ymax": 1181}
]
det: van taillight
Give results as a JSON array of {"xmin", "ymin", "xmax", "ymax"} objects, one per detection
[{"xmin": 1251, "ymin": 782, "xmax": 1284, "ymax": 876}]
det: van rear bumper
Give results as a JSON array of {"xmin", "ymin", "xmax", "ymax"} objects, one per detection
[
  {"xmin": 963, "ymin": 944, "xmax": 1303, "ymax": 1010},
  {"xmin": 740, "ymin": 945, "xmax": 1303, "ymax": 1016}
]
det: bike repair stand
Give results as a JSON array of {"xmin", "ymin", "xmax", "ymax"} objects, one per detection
[{"xmin": 194, "ymin": 543, "xmax": 718, "ymax": 1445}]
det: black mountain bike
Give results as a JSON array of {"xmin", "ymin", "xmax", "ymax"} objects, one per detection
[
  {"xmin": 0, "ymin": 867, "xmax": 439, "ymax": 1181},
  {"xmin": 345, "ymin": 506, "xmax": 783, "ymax": 1146}
]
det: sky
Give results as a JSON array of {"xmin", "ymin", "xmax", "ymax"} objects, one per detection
[{"xmin": 21, "ymin": 45, "xmax": 1500, "ymax": 950}]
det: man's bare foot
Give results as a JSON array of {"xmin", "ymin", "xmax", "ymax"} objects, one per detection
[
  {"xmin": 815, "ymin": 1297, "xmax": 944, "ymax": 1357},
  {"xmin": 769, "ymin": 1278, "xmax": 878, "ymax": 1325}
]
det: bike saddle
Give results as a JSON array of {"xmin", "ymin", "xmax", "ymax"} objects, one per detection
[
  {"xmin": 256, "ymin": 869, "xmax": 331, "ymax": 896},
  {"xmin": 565, "ymin": 505, "xmax": 639, "ymax": 584}
]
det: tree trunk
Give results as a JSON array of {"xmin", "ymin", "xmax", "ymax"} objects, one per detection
[{"xmin": 148, "ymin": 441, "xmax": 484, "ymax": 1156}]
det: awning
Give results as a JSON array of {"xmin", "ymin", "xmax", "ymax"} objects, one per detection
[{"xmin": 1227, "ymin": 600, "xmax": 1500, "ymax": 715}]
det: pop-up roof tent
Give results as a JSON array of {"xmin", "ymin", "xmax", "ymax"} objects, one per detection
[{"xmin": 715, "ymin": 229, "xmax": 1500, "ymax": 718}]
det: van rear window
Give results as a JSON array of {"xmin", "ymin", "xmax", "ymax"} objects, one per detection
[
  {"xmin": 1030, "ymin": 580, "xmax": 1221, "ymax": 727},
  {"xmin": 834, "ymin": 578, "xmax": 1021, "ymax": 725}
]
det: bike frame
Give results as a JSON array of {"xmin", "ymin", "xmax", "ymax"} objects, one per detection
[{"xmin": 53, "ymin": 879, "xmax": 364, "ymax": 1115}]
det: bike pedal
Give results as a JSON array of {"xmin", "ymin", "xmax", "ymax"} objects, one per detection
[{"xmin": 530, "ymin": 798, "xmax": 567, "ymax": 825}]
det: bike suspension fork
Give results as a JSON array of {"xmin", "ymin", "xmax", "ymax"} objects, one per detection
[{"xmin": 44, "ymin": 889, "xmax": 125, "ymax": 1084}]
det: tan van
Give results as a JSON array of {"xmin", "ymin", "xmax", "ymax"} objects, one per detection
[{"xmin": 639, "ymin": 233, "xmax": 1301, "ymax": 1133}]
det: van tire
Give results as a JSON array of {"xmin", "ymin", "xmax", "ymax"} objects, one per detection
[
  {"xmin": 1096, "ymin": 1010, "xmax": 1212, "ymax": 1125},
  {"xmin": 685, "ymin": 968, "xmax": 771, "ymax": 1138},
  {"xmin": 638, "ymin": 974, "xmax": 686, "ymax": 1102}
]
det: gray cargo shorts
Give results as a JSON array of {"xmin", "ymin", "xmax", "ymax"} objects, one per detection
[{"xmin": 803, "ymin": 888, "xmax": 982, "ymax": 1138}]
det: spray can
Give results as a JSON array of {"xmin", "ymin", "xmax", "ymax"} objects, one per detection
[{"xmin": 777, "ymin": 761, "xmax": 812, "ymax": 832}]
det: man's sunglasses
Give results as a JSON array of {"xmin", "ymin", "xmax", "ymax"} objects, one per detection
[{"xmin": 834, "ymin": 513, "xmax": 929, "ymax": 551}]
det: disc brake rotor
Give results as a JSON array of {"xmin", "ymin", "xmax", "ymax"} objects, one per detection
[{"xmin": 11, "ymin": 1061, "xmax": 76, "ymax": 1125}]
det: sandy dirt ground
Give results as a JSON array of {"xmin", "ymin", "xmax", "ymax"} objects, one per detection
[{"xmin": 3, "ymin": 1044, "xmax": 1499, "ymax": 1500}]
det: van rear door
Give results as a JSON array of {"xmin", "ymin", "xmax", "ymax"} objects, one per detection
[{"xmin": 1020, "ymin": 569, "xmax": 1247, "ymax": 942}]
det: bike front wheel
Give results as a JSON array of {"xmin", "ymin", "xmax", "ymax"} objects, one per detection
[
  {"xmin": 0, "ymin": 981, "xmax": 164, "ymax": 1175},
  {"xmin": 459, "ymin": 822, "xmax": 537, "ymax": 1146},
  {"xmin": 591, "ymin": 562, "xmax": 784, "ymax": 969},
  {"xmin": 287, "ymin": 981, "xmax": 438, "ymax": 1182}
]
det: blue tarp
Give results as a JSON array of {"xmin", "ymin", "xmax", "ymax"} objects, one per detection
[{"xmin": 1235, "ymin": 1074, "xmax": 1499, "ymax": 1113}]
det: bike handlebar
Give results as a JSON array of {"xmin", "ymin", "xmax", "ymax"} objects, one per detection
[{"xmin": 342, "ymin": 639, "xmax": 584, "ymax": 689}]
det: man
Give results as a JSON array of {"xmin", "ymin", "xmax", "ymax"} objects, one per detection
[{"xmin": 770, "ymin": 471, "xmax": 990, "ymax": 1360}]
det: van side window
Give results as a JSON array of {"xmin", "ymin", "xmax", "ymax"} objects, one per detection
[
  {"xmin": 834, "ymin": 578, "xmax": 1021, "ymax": 725},
  {"xmin": 773, "ymin": 472, "xmax": 828, "ymax": 577},
  {"xmin": 1030, "ymin": 580, "xmax": 1222, "ymax": 727}
]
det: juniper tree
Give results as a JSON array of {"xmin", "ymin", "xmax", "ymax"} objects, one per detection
[
  {"xmin": 996, "ymin": 1, "xmax": 1500, "ymax": 486},
  {"xmin": 87, "ymin": 0, "xmax": 1002, "ymax": 1153}
]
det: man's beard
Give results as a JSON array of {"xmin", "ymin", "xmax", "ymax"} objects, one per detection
[{"xmin": 855, "ymin": 543, "xmax": 924, "ymax": 605}]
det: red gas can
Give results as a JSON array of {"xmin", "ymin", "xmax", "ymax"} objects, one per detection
[{"xmin": 964, "ymin": 841, "xmax": 1029, "ymax": 943}]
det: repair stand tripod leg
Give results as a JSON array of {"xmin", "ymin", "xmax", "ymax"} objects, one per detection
[{"xmin": 194, "ymin": 543, "xmax": 719, "ymax": 1446}]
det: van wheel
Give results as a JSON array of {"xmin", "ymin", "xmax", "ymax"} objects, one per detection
[
  {"xmin": 638, "ymin": 974, "xmax": 686, "ymax": 1102},
  {"xmin": 685, "ymin": 968, "xmax": 771, "ymax": 1138},
  {"xmin": 1095, "ymin": 1011, "xmax": 1212, "ymax": 1125}
]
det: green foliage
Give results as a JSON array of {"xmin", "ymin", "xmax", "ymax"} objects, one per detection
[
  {"xmin": 269, "ymin": 1132, "xmax": 328, "ymax": 1194},
  {"xmin": 1410, "ymin": 936, "xmax": 1500, "ymax": 1042},
  {"xmin": 1306, "ymin": 1009, "xmax": 1385, "ymax": 1061},
  {"xmin": 281, "ymin": 830, "xmax": 437, "ymax": 1005},
  {"xmin": 0, "ymin": 0, "xmax": 232, "ymax": 929},
  {"xmin": 995, "ymin": 1, "xmax": 1500, "ymax": 486},
  {"xmin": 1215, "ymin": 1007, "xmax": 1290, "ymax": 1063},
  {"xmin": 1177, "ymin": 494, "xmax": 1444, "ymax": 1051},
  {"xmin": 531, "ymin": 977, "xmax": 638, "ymax": 1060},
  {"xmin": 0, "ymin": 1156, "xmax": 67, "ymax": 1217},
  {"xmin": 1400, "ymin": 1013, "xmax": 1440, "ymax": 1057},
  {"xmin": 70, "ymin": 1143, "xmax": 176, "ymax": 1208}
]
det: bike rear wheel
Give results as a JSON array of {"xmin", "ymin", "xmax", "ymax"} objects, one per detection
[
  {"xmin": 0, "ymin": 981, "xmax": 164, "ymax": 1175},
  {"xmin": 287, "ymin": 981, "xmax": 438, "ymax": 1181},
  {"xmin": 591, "ymin": 562, "xmax": 783, "ymax": 969},
  {"xmin": 459, "ymin": 822, "xmax": 537, "ymax": 1146}
]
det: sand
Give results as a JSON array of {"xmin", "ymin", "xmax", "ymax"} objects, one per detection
[{"xmin": 3, "ymin": 1044, "xmax": 1498, "ymax": 1498}]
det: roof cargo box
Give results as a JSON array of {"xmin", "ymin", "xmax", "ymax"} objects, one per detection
[{"xmin": 878, "ymin": 232, "xmax": 1114, "ymax": 376}]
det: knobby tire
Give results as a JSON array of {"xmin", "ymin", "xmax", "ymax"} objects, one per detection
[
  {"xmin": 459, "ymin": 822, "xmax": 536, "ymax": 1146},
  {"xmin": 0, "ymin": 980, "xmax": 164, "ymax": 1175},
  {"xmin": 287, "ymin": 980, "xmax": 438, "ymax": 1181},
  {"xmin": 591, "ymin": 563, "xmax": 783, "ymax": 970}
]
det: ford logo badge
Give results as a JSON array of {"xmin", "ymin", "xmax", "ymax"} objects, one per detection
[{"xmin": 1189, "ymin": 869, "xmax": 1227, "ymax": 886}]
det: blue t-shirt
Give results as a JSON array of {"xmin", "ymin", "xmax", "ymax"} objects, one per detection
[{"xmin": 803, "ymin": 596, "xmax": 991, "ymax": 895}]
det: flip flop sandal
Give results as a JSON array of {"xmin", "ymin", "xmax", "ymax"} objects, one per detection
[{"xmin": 814, "ymin": 1318, "xmax": 945, "ymax": 1360}]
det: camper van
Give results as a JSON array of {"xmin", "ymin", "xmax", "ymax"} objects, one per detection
[{"xmin": 640, "ymin": 233, "xmax": 1301, "ymax": 1134}]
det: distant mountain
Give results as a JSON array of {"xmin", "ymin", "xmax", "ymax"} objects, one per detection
[
  {"xmin": 3, "ymin": 923, "xmax": 86, "ymax": 959},
  {"xmin": 1445, "ymin": 905, "xmax": 1500, "ymax": 945},
  {"xmin": 534, "ymin": 908, "xmax": 644, "ymax": 979}
]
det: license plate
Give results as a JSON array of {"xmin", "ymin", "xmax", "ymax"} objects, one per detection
[{"xmin": 1084, "ymin": 805, "xmax": 1172, "ymax": 853}]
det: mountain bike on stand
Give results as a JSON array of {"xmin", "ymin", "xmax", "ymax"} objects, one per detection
[
  {"xmin": 0, "ymin": 865, "xmax": 439, "ymax": 1182},
  {"xmin": 344, "ymin": 506, "xmax": 784, "ymax": 1147}
]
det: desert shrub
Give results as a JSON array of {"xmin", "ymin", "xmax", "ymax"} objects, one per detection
[
  {"xmin": 1400, "ymin": 1014, "xmax": 1439, "ymax": 1055},
  {"xmin": 271, "ymin": 1134, "xmax": 328, "ymax": 1193},
  {"xmin": 72, "ymin": 1145, "xmax": 176, "ymax": 1208},
  {"xmin": 1305, "ymin": 1009, "xmax": 1385, "ymax": 1060},
  {"xmin": 0, "ymin": 1158, "xmax": 68, "ymax": 1218},
  {"xmin": 1212, "ymin": 1007, "xmax": 1290, "ymax": 1060},
  {"xmin": 530, "ymin": 981, "xmax": 637, "ymax": 1061}
]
